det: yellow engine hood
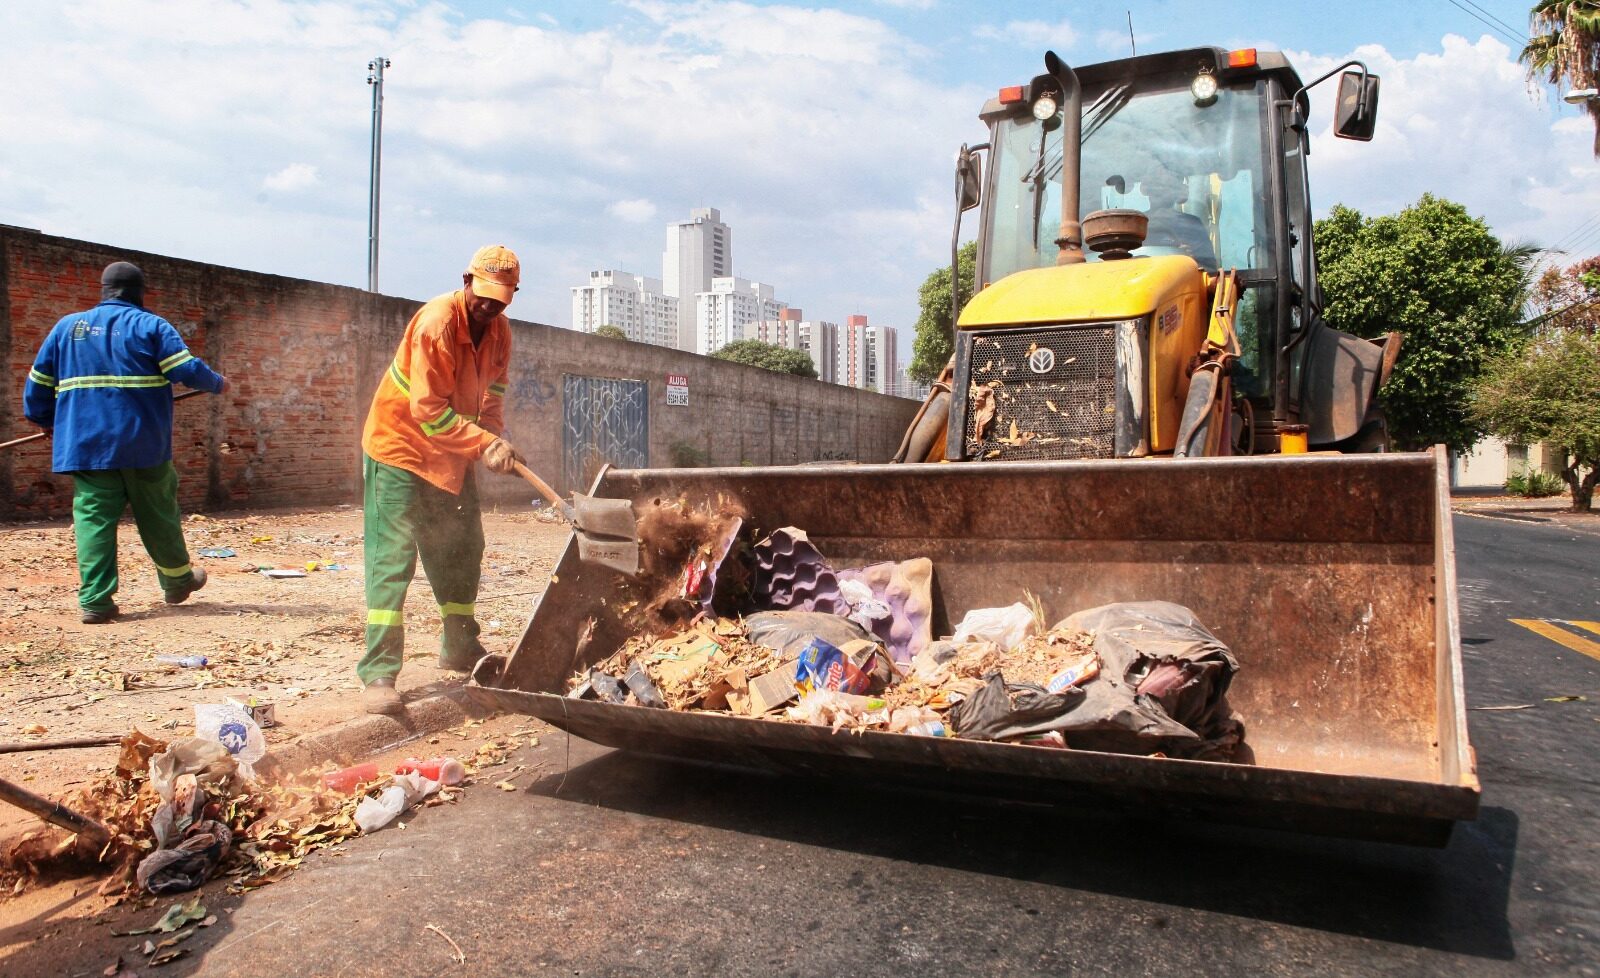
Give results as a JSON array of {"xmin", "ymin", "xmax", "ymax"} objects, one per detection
[{"xmin": 959, "ymin": 255, "xmax": 1205, "ymax": 328}]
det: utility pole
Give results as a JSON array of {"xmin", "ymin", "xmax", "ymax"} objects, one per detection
[{"xmin": 366, "ymin": 56, "xmax": 391, "ymax": 293}]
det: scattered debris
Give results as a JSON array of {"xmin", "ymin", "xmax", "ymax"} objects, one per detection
[
  {"xmin": 1471, "ymin": 704, "xmax": 1534, "ymax": 711},
  {"xmin": 426, "ymin": 922, "xmax": 467, "ymax": 965},
  {"xmin": 196, "ymin": 547, "xmax": 236, "ymax": 558},
  {"xmin": 1545, "ymin": 695, "xmax": 1587, "ymax": 703}
]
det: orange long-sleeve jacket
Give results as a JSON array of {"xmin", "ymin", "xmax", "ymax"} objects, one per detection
[{"xmin": 361, "ymin": 291, "xmax": 511, "ymax": 495}]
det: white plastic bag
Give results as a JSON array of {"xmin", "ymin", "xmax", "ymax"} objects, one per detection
[
  {"xmin": 194, "ymin": 703, "xmax": 267, "ymax": 778},
  {"xmin": 839, "ymin": 579, "xmax": 892, "ymax": 634},
  {"xmin": 950, "ymin": 602, "xmax": 1038, "ymax": 651},
  {"xmin": 354, "ymin": 771, "xmax": 442, "ymax": 833}
]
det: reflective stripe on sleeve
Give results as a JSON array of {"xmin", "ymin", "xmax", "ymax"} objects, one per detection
[
  {"xmin": 420, "ymin": 406, "xmax": 460, "ymax": 437},
  {"xmin": 159, "ymin": 350, "xmax": 195, "ymax": 373},
  {"xmin": 388, "ymin": 361, "xmax": 411, "ymax": 392},
  {"xmin": 28, "ymin": 369, "xmax": 56, "ymax": 388},
  {"xmin": 487, "ymin": 383, "xmax": 507, "ymax": 397}
]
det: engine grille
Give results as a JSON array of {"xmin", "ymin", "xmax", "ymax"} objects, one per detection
[{"xmin": 963, "ymin": 325, "xmax": 1119, "ymax": 461}]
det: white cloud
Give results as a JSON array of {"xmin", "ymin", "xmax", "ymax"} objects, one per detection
[
  {"xmin": 607, "ymin": 198, "xmax": 658, "ymax": 223},
  {"xmin": 1289, "ymin": 35, "xmax": 1600, "ymax": 256},
  {"xmin": 262, "ymin": 163, "xmax": 320, "ymax": 193},
  {"xmin": 3, "ymin": 3, "xmax": 1590, "ymax": 340},
  {"xmin": 974, "ymin": 19, "xmax": 1078, "ymax": 49}
]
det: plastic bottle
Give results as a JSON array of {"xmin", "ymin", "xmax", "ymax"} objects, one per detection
[
  {"xmin": 321, "ymin": 762, "xmax": 379, "ymax": 793},
  {"xmin": 905, "ymin": 720, "xmax": 948, "ymax": 737},
  {"xmin": 395, "ymin": 757, "xmax": 466, "ymax": 786},
  {"xmin": 156, "ymin": 655, "xmax": 208, "ymax": 668}
]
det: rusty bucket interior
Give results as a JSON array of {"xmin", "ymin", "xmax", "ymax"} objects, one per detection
[{"xmin": 480, "ymin": 448, "xmax": 1478, "ymax": 845}]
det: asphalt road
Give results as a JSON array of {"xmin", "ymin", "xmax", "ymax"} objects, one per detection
[{"xmin": 68, "ymin": 514, "xmax": 1600, "ymax": 977}]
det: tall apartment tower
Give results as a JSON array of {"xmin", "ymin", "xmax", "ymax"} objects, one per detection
[
  {"xmin": 663, "ymin": 207, "xmax": 731, "ymax": 352},
  {"xmin": 698, "ymin": 277, "xmax": 782, "ymax": 353},
  {"xmin": 837, "ymin": 314, "xmax": 897, "ymax": 393},
  {"xmin": 570, "ymin": 270, "xmax": 679, "ymax": 347},
  {"xmin": 797, "ymin": 319, "xmax": 838, "ymax": 383}
]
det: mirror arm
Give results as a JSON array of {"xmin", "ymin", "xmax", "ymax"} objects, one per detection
[
  {"xmin": 1290, "ymin": 59, "xmax": 1370, "ymax": 123},
  {"xmin": 951, "ymin": 142, "xmax": 989, "ymax": 334}
]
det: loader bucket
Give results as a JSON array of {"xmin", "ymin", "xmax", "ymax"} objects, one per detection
[{"xmin": 470, "ymin": 448, "xmax": 1478, "ymax": 846}]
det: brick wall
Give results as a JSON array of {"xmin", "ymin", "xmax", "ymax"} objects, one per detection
[{"xmin": 2, "ymin": 227, "xmax": 920, "ymax": 521}]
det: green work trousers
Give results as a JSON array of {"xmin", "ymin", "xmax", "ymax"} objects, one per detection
[
  {"xmin": 70, "ymin": 461, "xmax": 197, "ymax": 614},
  {"xmin": 359, "ymin": 455, "xmax": 485, "ymax": 684}
]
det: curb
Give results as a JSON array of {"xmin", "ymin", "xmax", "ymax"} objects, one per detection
[{"xmin": 263, "ymin": 686, "xmax": 492, "ymax": 778}]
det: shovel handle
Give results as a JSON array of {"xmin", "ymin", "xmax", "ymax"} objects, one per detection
[
  {"xmin": 510, "ymin": 460, "xmax": 566, "ymax": 510},
  {"xmin": 2, "ymin": 388, "xmax": 209, "ymax": 451}
]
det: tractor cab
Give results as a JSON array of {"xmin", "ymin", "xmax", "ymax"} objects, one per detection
[{"xmin": 953, "ymin": 47, "xmax": 1390, "ymax": 457}]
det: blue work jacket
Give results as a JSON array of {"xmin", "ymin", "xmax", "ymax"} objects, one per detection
[{"xmin": 22, "ymin": 299, "xmax": 224, "ymax": 473}]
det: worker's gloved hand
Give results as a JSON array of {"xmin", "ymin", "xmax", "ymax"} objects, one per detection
[{"xmin": 483, "ymin": 437, "xmax": 522, "ymax": 474}]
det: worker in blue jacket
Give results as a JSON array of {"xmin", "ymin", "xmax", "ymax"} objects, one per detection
[{"xmin": 22, "ymin": 262, "xmax": 228, "ymax": 624}]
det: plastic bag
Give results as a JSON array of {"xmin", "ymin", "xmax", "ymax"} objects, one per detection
[
  {"xmin": 148, "ymin": 737, "xmax": 236, "ymax": 802},
  {"xmin": 136, "ymin": 820, "xmax": 232, "ymax": 895},
  {"xmin": 744, "ymin": 611, "xmax": 871, "ymax": 658},
  {"xmin": 786, "ymin": 690, "xmax": 889, "ymax": 731},
  {"xmin": 950, "ymin": 603, "xmax": 1038, "ymax": 651},
  {"xmin": 194, "ymin": 703, "xmax": 267, "ymax": 778},
  {"xmin": 794, "ymin": 638, "xmax": 874, "ymax": 695},
  {"xmin": 354, "ymin": 771, "xmax": 442, "ymax": 833}
]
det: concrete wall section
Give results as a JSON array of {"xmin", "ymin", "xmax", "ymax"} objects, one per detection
[{"xmin": 2, "ymin": 227, "xmax": 918, "ymax": 521}]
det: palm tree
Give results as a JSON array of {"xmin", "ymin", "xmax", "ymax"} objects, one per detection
[{"xmin": 1520, "ymin": 0, "xmax": 1600, "ymax": 156}]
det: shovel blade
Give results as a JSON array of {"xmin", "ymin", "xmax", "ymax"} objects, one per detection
[{"xmin": 571, "ymin": 495, "xmax": 640, "ymax": 575}]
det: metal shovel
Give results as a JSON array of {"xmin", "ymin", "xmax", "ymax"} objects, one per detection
[{"xmin": 511, "ymin": 461, "xmax": 640, "ymax": 576}]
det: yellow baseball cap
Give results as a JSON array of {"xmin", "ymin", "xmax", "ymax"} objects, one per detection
[{"xmin": 467, "ymin": 245, "xmax": 520, "ymax": 304}]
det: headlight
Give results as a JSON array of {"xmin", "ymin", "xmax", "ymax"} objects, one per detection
[
  {"xmin": 1031, "ymin": 94, "xmax": 1059, "ymax": 121},
  {"xmin": 1191, "ymin": 72, "xmax": 1218, "ymax": 107}
]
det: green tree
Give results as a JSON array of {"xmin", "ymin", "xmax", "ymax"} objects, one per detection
[
  {"xmin": 1470, "ymin": 330, "xmax": 1600, "ymax": 511},
  {"xmin": 710, "ymin": 339, "xmax": 818, "ymax": 378},
  {"xmin": 1314, "ymin": 195, "xmax": 1534, "ymax": 452},
  {"xmin": 909, "ymin": 240, "xmax": 977, "ymax": 384},
  {"xmin": 594, "ymin": 324, "xmax": 627, "ymax": 340},
  {"xmin": 1520, "ymin": 0, "xmax": 1600, "ymax": 156}
]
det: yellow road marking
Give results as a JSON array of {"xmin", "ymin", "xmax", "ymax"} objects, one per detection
[
  {"xmin": 1510, "ymin": 619, "xmax": 1600, "ymax": 662},
  {"xmin": 1570, "ymin": 620, "xmax": 1600, "ymax": 639}
]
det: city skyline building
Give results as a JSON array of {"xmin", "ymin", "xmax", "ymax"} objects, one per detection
[
  {"xmin": 697, "ymin": 276, "xmax": 783, "ymax": 354},
  {"xmin": 570, "ymin": 269, "xmax": 679, "ymax": 347},
  {"xmin": 663, "ymin": 206, "xmax": 731, "ymax": 352},
  {"xmin": 837, "ymin": 314, "xmax": 898, "ymax": 394}
]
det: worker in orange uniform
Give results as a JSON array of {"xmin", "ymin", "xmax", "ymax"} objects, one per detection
[{"xmin": 358, "ymin": 246, "xmax": 523, "ymax": 715}]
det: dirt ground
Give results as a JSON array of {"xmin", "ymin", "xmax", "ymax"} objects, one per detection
[{"xmin": 0, "ymin": 502, "xmax": 568, "ymax": 840}]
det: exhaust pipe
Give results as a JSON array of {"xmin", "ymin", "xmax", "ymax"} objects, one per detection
[{"xmin": 1044, "ymin": 51, "xmax": 1085, "ymax": 265}]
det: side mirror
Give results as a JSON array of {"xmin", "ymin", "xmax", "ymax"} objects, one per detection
[
  {"xmin": 1334, "ymin": 71, "xmax": 1379, "ymax": 141},
  {"xmin": 956, "ymin": 144, "xmax": 983, "ymax": 213}
]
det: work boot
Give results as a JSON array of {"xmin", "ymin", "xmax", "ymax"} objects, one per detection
[
  {"xmin": 362, "ymin": 677, "xmax": 404, "ymax": 716},
  {"xmin": 81, "ymin": 604, "xmax": 119, "ymax": 625},
  {"xmin": 164, "ymin": 567, "xmax": 208, "ymax": 605},
  {"xmin": 438, "ymin": 640, "xmax": 488, "ymax": 674}
]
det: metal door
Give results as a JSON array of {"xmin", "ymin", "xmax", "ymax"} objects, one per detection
[{"xmin": 561, "ymin": 375, "xmax": 649, "ymax": 491}]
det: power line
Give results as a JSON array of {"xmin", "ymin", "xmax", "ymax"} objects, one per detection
[
  {"xmin": 1458, "ymin": 0, "xmax": 1528, "ymax": 43},
  {"xmin": 1441, "ymin": 0, "xmax": 1527, "ymax": 48}
]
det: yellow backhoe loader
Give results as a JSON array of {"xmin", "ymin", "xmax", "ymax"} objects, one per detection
[{"xmin": 472, "ymin": 47, "xmax": 1477, "ymax": 846}]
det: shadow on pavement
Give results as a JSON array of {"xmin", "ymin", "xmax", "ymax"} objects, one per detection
[{"xmin": 527, "ymin": 745, "xmax": 1519, "ymax": 961}]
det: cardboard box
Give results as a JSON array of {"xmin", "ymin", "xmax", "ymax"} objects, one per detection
[
  {"xmin": 747, "ymin": 665, "xmax": 799, "ymax": 715},
  {"xmin": 227, "ymin": 696, "xmax": 277, "ymax": 728}
]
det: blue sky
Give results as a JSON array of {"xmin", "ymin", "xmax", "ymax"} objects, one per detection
[{"xmin": 1, "ymin": 0, "xmax": 1593, "ymax": 339}]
